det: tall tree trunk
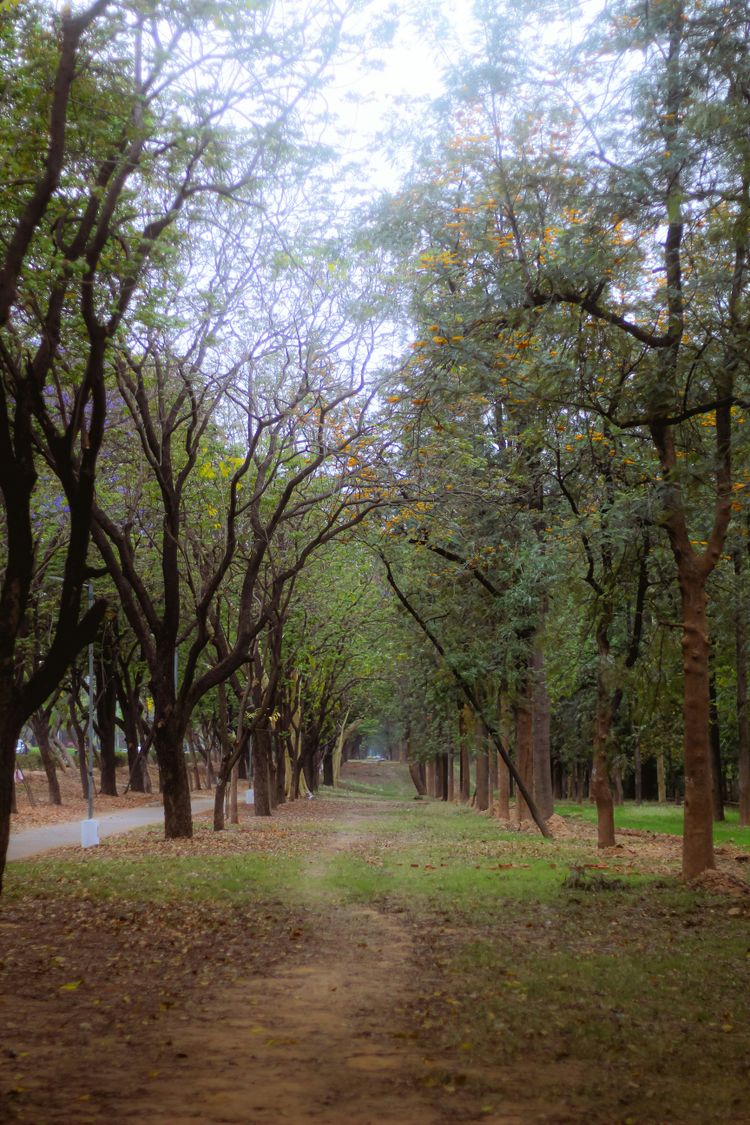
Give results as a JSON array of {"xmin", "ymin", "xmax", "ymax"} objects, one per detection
[
  {"xmin": 151, "ymin": 677, "xmax": 192, "ymax": 838},
  {"xmin": 709, "ymin": 663, "xmax": 724, "ymax": 822},
  {"xmin": 0, "ymin": 703, "xmax": 21, "ymax": 890},
  {"xmin": 590, "ymin": 613, "xmax": 616, "ymax": 846},
  {"xmin": 117, "ymin": 671, "xmax": 147, "ymax": 793},
  {"xmin": 29, "ymin": 710, "xmax": 61, "ymax": 806},
  {"xmin": 656, "ymin": 751, "xmax": 667, "ymax": 804},
  {"xmin": 678, "ymin": 567, "xmax": 715, "ymax": 877},
  {"xmin": 229, "ymin": 761, "xmax": 239, "ymax": 825},
  {"xmin": 633, "ymin": 731, "xmax": 643, "ymax": 806},
  {"xmin": 496, "ymin": 751, "xmax": 510, "ymax": 819},
  {"xmin": 459, "ymin": 704, "xmax": 472, "ymax": 803},
  {"xmin": 425, "ymin": 757, "xmax": 436, "ymax": 797},
  {"xmin": 513, "ymin": 687, "xmax": 533, "ymax": 824},
  {"xmin": 612, "ymin": 766, "xmax": 624, "ymax": 806},
  {"xmin": 253, "ymin": 727, "xmax": 273, "ymax": 816},
  {"xmin": 213, "ymin": 756, "xmax": 229, "ymax": 830},
  {"xmin": 274, "ymin": 739, "xmax": 287, "ymax": 805},
  {"xmin": 409, "ymin": 760, "xmax": 427, "ymax": 796},
  {"xmin": 188, "ymin": 734, "xmax": 202, "ymax": 791},
  {"xmin": 439, "ymin": 752, "xmax": 449, "ymax": 801},
  {"xmin": 475, "ymin": 748, "xmax": 490, "ymax": 811},
  {"xmin": 96, "ymin": 629, "xmax": 118, "ymax": 797},
  {"xmin": 531, "ymin": 642, "xmax": 553, "ymax": 818},
  {"xmin": 489, "ymin": 749, "xmax": 498, "ymax": 798},
  {"xmin": 155, "ymin": 723, "xmax": 193, "ymax": 837},
  {"xmin": 735, "ymin": 548, "xmax": 750, "ymax": 827}
]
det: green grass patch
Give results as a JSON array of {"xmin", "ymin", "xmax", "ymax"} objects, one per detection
[
  {"xmin": 557, "ymin": 799, "xmax": 750, "ymax": 845},
  {"xmin": 409, "ymin": 882, "xmax": 750, "ymax": 1122},
  {"xmin": 5, "ymin": 851, "xmax": 305, "ymax": 905}
]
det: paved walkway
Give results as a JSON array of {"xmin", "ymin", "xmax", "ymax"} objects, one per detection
[{"xmin": 7, "ymin": 797, "xmax": 216, "ymax": 861}]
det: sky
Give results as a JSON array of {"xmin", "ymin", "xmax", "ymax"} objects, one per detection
[{"xmin": 322, "ymin": 0, "xmax": 605, "ymax": 195}]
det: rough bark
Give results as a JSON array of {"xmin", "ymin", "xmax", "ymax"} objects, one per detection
[
  {"xmin": 117, "ymin": 668, "xmax": 147, "ymax": 793},
  {"xmin": 151, "ymin": 680, "xmax": 192, "ymax": 838},
  {"xmin": 96, "ymin": 629, "xmax": 118, "ymax": 797},
  {"xmin": 677, "ymin": 567, "xmax": 715, "ymax": 875},
  {"xmin": 591, "ymin": 621, "xmax": 616, "ymax": 847},
  {"xmin": 475, "ymin": 748, "xmax": 490, "ymax": 812},
  {"xmin": 736, "ymin": 549, "xmax": 750, "ymax": 827},
  {"xmin": 459, "ymin": 704, "xmax": 472, "ymax": 803},
  {"xmin": 656, "ymin": 752, "xmax": 667, "ymax": 804},
  {"xmin": 29, "ymin": 710, "xmax": 62, "ymax": 806},
  {"xmin": 439, "ymin": 753, "xmax": 449, "ymax": 801},
  {"xmin": 409, "ymin": 760, "xmax": 427, "ymax": 796},
  {"xmin": 709, "ymin": 664, "xmax": 724, "ymax": 821},
  {"xmin": 253, "ymin": 727, "xmax": 274, "ymax": 817},
  {"xmin": 531, "ymin": 643, "xmax": 554, "ymax": 819},
  {"xmin": 513, "ymin": 690, "xmax": 533, "ymax": 824},
  {"xmin": 496, "ymin": 751, "xmax": 510, "ymax": 819}
]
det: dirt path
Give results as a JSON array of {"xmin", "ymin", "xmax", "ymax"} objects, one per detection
[
  {"xmin": 113, "ymin": 812, "xmax": 452, "ymax": 1124},
  {"xmin": 6, "ymin": 768, "xmax": 748, "ymax": 1123}
]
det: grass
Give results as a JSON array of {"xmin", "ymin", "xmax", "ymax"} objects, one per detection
[
  {"xmin": 327, "ymin": 768, "xmax": 418, "ymax": 801},
  {"xmin": 557, "ymin": 798, "xmax": 750, "ymax": 845},
  {"xmin": 5, "ymin": 851, "xmax": 305, "ymax": 905},
  {"xmin": 419, "ymin": 884, "xmax": 750, "ymax": 1123},
  {"xmin": 6, "ymin": 778, "xmax": 750, "ymax": 1123}
]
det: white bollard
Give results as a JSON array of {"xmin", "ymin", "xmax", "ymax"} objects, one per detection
[{"xmin": 80, "ymin": 819, "xmax": 100, "ymax": 848}]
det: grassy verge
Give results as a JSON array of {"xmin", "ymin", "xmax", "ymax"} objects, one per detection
[
  {"xmin": 557, "ymin": 799, "xmax": 750, "ymax": 846},
  {"xmin": 4, "ymin": 785, "xmax": 749, "ymax": 1124}
]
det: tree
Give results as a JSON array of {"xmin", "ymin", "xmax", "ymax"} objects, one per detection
[
  {"xmin": 377, "ymin": 0, "xmax": 750, "ymax": 876},
  {"xmin": 0, "ymin": 0, "xmax": 357, "ymax": 888}
]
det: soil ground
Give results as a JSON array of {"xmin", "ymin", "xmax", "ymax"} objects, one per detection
[
  {"xmin": 2, "ymin": 761, "xmax": 750, "ymax": 1124},
  {"xmin": 10, "ymin": 763, "xmax": 163, "ymax": 829}
]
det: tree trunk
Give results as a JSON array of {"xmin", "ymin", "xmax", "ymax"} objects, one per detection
[
  {"xmin": 274, "ymin": 739, "xmax": 286, "ymax": 805},
  {"xmin": 678, "ymin": 567, "xmax": 715, "ymax": 877},
  {"xmin": 459, "ymin": 704, "xmax": 472, "ymax": 802},
  {"xmin": 253, "ymin": 727, "xmax": 273, "ymax": 816},
  {"xmin": 0, "ymin": 692, "xmax": 24, "ymax": 889},
  {"xmin": 496, "ymin": 751, "xmax": 510, "ymax": 819},
  {"xmin": 513, "ymin": 691, "xmax": 533, "ymax": 824},
  {"xmin": 439, "ymin": 752, "xmax": 449, "ymax": 801},
  {"xmin": 188, "ymin": 735, "xmax": 202, "ymax": 791},
  {"xmin": 612, "ymin": 766, "xmax": 624, "ymax": 806},
  {"xmin": 489, "ymin": 749, "xmax": 498, "ymax": 797},
  {"xmin": 229, "ymin": 761, "xmax": 239, "ymax": 824},
  {"xmin": 29, "ymin": 711, "xmax": 61, "ymax": 806},
  {"xmin": 96, "ymin": 629, "xmax": 118, "ymax": 796},
  {"xmin": 151, "ymin": 679, "xmax": 192, "ymax": 838},
  {"xmin": 118, "ymin": 673, "xmax": 147, "ymax": 793},
  {"xmin": 656, "ymin": 751, "xmax": 666, "ymax": 803},
  {"xmin": 425, "ymin": 758, "xmax": 436, "ymax": 797},
  {"xmin": 447, "ymin": 751, "xmax": 455, "ymax": 801},
  {"xmin": 634, "ymin": 731, "xmax": 643, "ymax": 806},
  {"xmin": 475, "ymin": 749, "xmax": 490, "ymax": 811},
  {"xmin": 735, "ymin": 549, "xmax": 750, "ymax": 827},
  {"xmin": 155, "ymin": 727, "xmax": 193, "ymax": 837},
  {"xmin": 213, "ymin": 757, "xmax": 229, "ymax": 831},
  {"xmin": 590, "ymin": 618, "xmax": 616, "ymax": 846},
  {"xmin": 409, "ymin": 760, "xmax": 427, "ymax": 796},
  {"xmin": 709, "ymin": 664, "xmax": 724, "ymax": 822},
  {"xmin": 531, "ymin": 642, "xmax": 553, "ymax": 818}
]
